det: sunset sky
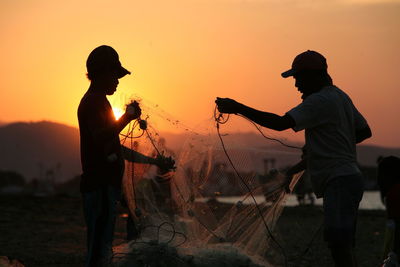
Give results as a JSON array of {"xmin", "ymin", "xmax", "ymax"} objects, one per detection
[{"xmin": 0, "ymin": 0, "xmax": 399, "ymax": 147}]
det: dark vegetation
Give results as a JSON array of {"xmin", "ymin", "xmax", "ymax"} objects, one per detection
[{"xmin": 0, "ymin": 170, "xmax": 25, "ymax": 187}]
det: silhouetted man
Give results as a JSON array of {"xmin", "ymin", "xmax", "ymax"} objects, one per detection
[
  {"xmin": 78, "ymin": 45, "xmax": 172, "ymax": 267},
  {"xmin": 216, "ymin": 50, "xmax": 371, "ymax": 267},
  {"xmin": 378, "ymin": 156, "xmax": 400, "ymax": 265}
]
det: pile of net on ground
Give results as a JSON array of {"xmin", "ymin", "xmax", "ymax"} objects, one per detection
[{"xmin": 111, "ymin": 96, "xmax": 303, "ymax": 267}]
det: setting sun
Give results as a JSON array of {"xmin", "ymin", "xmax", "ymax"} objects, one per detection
[{"xmin": 112, "ymin": 107, "xmax": 124, "ymax": 120}]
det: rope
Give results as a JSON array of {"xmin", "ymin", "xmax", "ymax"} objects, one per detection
[
  {"xmin": 130, "ymin": 130, "xmax": 138, "ymax": 212},
  {"xmin": 120, "ymin": 119, "xmax": 144, "ymax": 213},
  {"xmin": 171, "ymin": 171, "xmax": 225, "ymax": 241},
  {"xmin": 214, "ymin": 105, "xmax": 288, "ymax": 267},
  {"xmin": 238, "ymin": 114, "xmax": 302, "ymax": 150},
  {"xmin": 113, "ymin": 115, "xmax": 190, "ymax": 265},
  {"xmin": 138, "ymin": 116, "xmax": 225, "ymax": 242},
  {"xmin": 293, "ymin": 217, "xmax": 324, "ymax": 266},
  {"xmin": 145, "ymin": 129, "xmax": 162, "ymax": 157},
  {"xmin": 111, "ymin": 223, "xmax": 189, "ymax": 265},
  {"xmin": 116, "ymin": 104, "xmax": 297, "ymax": 266}
]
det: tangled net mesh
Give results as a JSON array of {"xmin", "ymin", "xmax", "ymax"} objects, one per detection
[{"xmin": 111, "ymin": 95, "xmax": 303, "ymax": 267}]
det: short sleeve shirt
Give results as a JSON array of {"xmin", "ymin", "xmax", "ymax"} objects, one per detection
[
  {"xmin": 78, "ymin": 89, "xmax": 124, "ymax": 192},
  {"xmin": 286, "ymin": 86, "xmax": 368, "ymax": 197}
]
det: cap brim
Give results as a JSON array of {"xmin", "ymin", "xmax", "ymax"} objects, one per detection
[
  {"xmin": 281, "ymin": 69, "xmax": 295, "ymax": 78},
  {"xmin": 117, "ymin": 66, "xmax": 131, "ymax": 78}
]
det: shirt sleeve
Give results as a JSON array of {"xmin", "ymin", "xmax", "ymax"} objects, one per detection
[
  {"xmin": 286, "ymin": 94, "xmax": 331, "ymax": 132},
  {"xmin": 352, "ymin": 104, "xmax": 368, "ymax": 131},
  {"xmin": 81, "ymin": 95, "xmax": 115, "ymax": 144}
]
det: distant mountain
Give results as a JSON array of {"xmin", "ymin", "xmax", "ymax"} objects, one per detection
[
  {"xmin": 160, "ymin": 131, "xmax": 305, "ymax": 172},
  {"xmin": 0, "ymin": 121, "xmax": 398, "ymax": 183},
  {"xmin": 0, "ymin": 121, "xmax": 81, "ymax": 183},
  {"xmin": 357, "ymin": 145, "xmax": 400, "ymax": 166},
  {"xmin": 161, "ymin": 131, "xmax": 400, "ymax": 169}
]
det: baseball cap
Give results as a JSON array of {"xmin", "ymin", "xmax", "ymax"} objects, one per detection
[
  {"xmin": 86, "ymin": 45, "xmax": 131, "ymax": 79},
  {"xmin": 281, "ymin": 50, "xmax": 327, "ymax": 78}
]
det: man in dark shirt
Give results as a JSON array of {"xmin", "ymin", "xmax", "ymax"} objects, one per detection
[{"xmin": 78, "ymin": 45, "xmax": 170, "ymax": 267}]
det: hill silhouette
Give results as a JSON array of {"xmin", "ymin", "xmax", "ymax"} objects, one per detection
[
  {"xmin": 0, "ymin": 121, "xmax": 398, "ymax": 184},
  {"xmin": 0, "ymin": 121, "xmax": 80, "ymax": 183}
]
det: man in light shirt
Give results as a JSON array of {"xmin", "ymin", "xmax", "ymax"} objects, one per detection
[{"xmin": 216, "ymin": 50, "xmax": 371, "ymax": 267}]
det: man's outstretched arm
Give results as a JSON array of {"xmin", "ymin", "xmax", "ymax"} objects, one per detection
[
  {"xmin": 121, "ymin": 145, "xmax": 157, "ymax": 164},
  {"xmin": 238, "ymin": 105, "xmax": 295, "ymax": 131},
  {"xmin": 121, "ymin": 146, "xmax": 176, "ymax": 171},
  {"xmin": 215, "ymin": 97, "xmax": 295, "ymax": 131}
]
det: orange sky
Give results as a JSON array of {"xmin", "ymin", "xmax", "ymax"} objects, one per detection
[{"xmin": 0, "ymin": 0, "xmax": 399, "ymax": 147}]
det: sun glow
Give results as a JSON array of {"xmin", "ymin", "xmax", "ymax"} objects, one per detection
[{"xmin": 112, "ymin": 107, "xmax": 124, "ymax": 120}]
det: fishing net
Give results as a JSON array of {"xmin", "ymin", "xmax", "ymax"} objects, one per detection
[{"xmin": 111, "ymin": 95, "xmax": 304, "ymax": 267}]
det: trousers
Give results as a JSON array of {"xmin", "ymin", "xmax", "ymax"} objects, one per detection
[{"xmin": 82, "ymin": 186, "xmax": 121, "ymax": 267}]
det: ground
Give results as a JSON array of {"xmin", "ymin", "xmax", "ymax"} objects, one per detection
[{"xmin": 0, "ymin": 195, "xmax": 386, "ymax": 267}]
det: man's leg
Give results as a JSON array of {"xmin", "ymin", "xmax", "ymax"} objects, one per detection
[
  {"xmin": 308, "ymin": 193, "xmax": 315, "ymax": 206},
  {"xmin": 96, "ymin": 186, "xmax": 121, "ymax": 265},
  {"xmin": 329, "ymin": 243, "xmax": 357, "ymax": 267},
  {"xmin": 82, "ymin": 189, "xmax": 103, "ymax": 267},
  {"xmin": 127, "ymin": 215, "xmax": 140, "ymax": 241},
  {"xmin": 394, "ymin": 219, "xmax": 400, "ymax": 256},
  {"xmin": 323, "ymin": 174, "xmax": 364, "ymax": 267}
]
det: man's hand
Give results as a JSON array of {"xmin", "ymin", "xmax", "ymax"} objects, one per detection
[
  {"xmin": 215, "ymin": 97, "xmax": 241, "ymax": 114},
  {"xmin": 284, "ymin": 174, "xmax": 293, "ymax": 194},
  {"xmin": 155, "ymin": 154, "xmax": 176, "ymax": 172},
  {"xmin": 126, "ymin": 101, "xmax": 142, "ymax": 120}
]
